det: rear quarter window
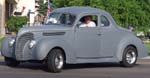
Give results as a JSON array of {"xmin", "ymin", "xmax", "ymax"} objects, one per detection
[{"xmin": 100, "ymin": 15, "xmax": 110, "ymax": 27}]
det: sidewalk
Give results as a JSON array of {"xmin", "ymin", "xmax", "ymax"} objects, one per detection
[
  {"xmin": 143, "ymin": 56, "xmax": 150, "ymax": 59},
  {"xmin": 0, "ymin": 51, "xmax": 3, "ymax": 60},
  {"xmin": 0, "ymin": 56, "xmax": 3, "ymax": 60}
]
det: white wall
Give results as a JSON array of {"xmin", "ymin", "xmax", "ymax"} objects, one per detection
[
  {"xmin": 0, "ymin": 0, "xmax": 6, "ymax": 37},
  {"xmin": 15, "ymin": 0, "xmax": 35, "ymax": 16},
  {"xmin": 15, "ymin": 0, "xmax": 35, "ymax": 25}
]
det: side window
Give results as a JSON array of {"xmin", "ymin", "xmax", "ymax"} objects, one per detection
[
  {"xmin": 45, "ymin": 13, "xmax": 75, "ymax": 26},
  {"xmin": 79, "ymin": 15, "xmax": 97, "ymax": 27},
  {"xmin": 59, "ymin": 14, "xmax": 75, "ymax": 25},
  {"xmin": 45, "ymin": 13, "xmax": 61, "ymax": 24},
  {"xmin": 100, "ymin": 15, "xmax": 110, "ymax": 27},
  {"xmin": 59, "ymin": 14, "xmax": 66, "ymax": 24}
]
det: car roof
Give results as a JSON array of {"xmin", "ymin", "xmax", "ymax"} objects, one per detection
[
  {"xmin": 51, "ymin": 6, "xmax": 117, "ymax": 26},
  {"xmin": 52, "ymin": 6, "xmax": 106, "ymax": 15}
]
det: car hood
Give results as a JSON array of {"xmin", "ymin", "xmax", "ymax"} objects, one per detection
[{"xmin": 17, "ymin": 25, "xmax": 71, "ymax": 36}]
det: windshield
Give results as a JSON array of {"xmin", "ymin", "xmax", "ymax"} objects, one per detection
[{"xmin": 45, "ymin": 13, "xmax": 76, "ymax": 26}]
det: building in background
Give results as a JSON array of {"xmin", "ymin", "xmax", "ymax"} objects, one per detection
[
  {"xmin": 14, "ymin": 0, "xmax": 36, "ymax": 25},
  {"xmin": 0, "ymin": 0, "xmax": 19, "ymax": 37},
  {"xmin": 0, "ymin": 0, "xmax": 37, "ymax": 37}
]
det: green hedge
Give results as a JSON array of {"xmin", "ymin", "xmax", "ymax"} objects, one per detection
[
  {"xmin": 7, "ymin": 16, "xmax": 27, "ymax": 32},
  {"xmin": 145, "ymin": 43, "xmax": 150, "ymax": 55},
  {"xmin": 0, "ymin": 37, "xmax": 4, "ymax": 47}
]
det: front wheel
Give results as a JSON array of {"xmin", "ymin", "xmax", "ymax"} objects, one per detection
[
  {"xmin": 121, "ymin": 46, "xmax": 137, "ymax": 67},
  {"xmin": 5, "ymin": 57, "xmax": 20, "ymax": 67},
  {"xmin": 47, "ymin": 49, "xmax": 65, "ymax": 73}
]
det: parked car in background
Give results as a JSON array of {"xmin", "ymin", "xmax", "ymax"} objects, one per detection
[{"xmin": 1, "ymin": 7, "xmax": 148, "ymax": 73}]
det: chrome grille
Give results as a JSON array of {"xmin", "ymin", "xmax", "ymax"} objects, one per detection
[{"xmin": 15, "ymin": 33, "xmax": 33, "ymax": 60}]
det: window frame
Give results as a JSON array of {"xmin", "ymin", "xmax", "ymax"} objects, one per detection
[
  {"xmin": 77, "ymin": 14, "xmax": 99, "ymax": 28},
  {"xmin": 100, "ymin": 15, "xmax": 110, "ymax": 27},
  {"xmin": 45, "ymin": 12, "xmax": 76, "ymax": 26}
]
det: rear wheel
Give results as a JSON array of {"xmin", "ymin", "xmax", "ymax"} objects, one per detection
[
  {"xmin": 121, "ymin": 46, "xmax": 137, "ymax": 67},
  {"xmin": 47, "ymin": 49, "xmax": 65, "ymax": 73},
  {"xmin": 5, "ymin": 57, "xmax": 20, "ymax": 67}
]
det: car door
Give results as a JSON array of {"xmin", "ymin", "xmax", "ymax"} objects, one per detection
[
  {"xmin": 74, "ymin": 15, "xmax": 101, "ymax": 58},
  {"xmin": 100, "ymin": 15, "xmax": 117, "ymax": 57}
]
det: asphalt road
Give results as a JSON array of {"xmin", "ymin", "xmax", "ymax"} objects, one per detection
[{"xmin": 0, "ymin": 57, "xmax": 150, "ymax": 78}]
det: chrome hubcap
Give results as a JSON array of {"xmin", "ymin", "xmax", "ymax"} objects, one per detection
[
  {"xmin": 55, "ymin": 54, "xmax": 64, "ymax": 69},
  {"xmin": 126, "ymin": 51, "xmax": 136, "ymax": 64}
]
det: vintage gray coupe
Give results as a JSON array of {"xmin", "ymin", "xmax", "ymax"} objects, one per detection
[{"xmin": 1, "ymin": 7, "xmax": 148, "ymax": 73}]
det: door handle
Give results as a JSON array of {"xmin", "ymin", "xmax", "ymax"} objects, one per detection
[{"xmin": 97, "ymin": 33, "xmax": 101, "ymax": 36}]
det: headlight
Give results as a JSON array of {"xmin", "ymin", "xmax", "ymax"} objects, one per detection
[
  {"xmin": 29, "ymin": 40, "xmax": 36, "ymax": 49},
  {"xmin": 9, "ymin": 38, "xmax": 15, "ymax": 46}
]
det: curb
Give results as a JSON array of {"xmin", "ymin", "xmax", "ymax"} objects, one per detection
[
  {"xmin": 142, "ymin": 56, "xmax": 150, "ymax": 59},
  {"xmin": 0, "ymin": 52, "xmax": 3, "ymax": 60},
  {"xmin": 0, "ymin": 56, "xmax": 4, "ymax": 60}
]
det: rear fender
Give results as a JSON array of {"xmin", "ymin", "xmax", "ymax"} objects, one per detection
[{"xmin": 116, "ymin": 36, "xmax": 148, "ymax": 61}]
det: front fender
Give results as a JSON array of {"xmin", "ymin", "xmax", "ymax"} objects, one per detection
[
  {"xmin": 1, "ymin": 35, "xmax": 15, "ymax": 58},
  {"xmin": 34, "ymin": 38, "xmax": 76, "ymax": 63}
]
